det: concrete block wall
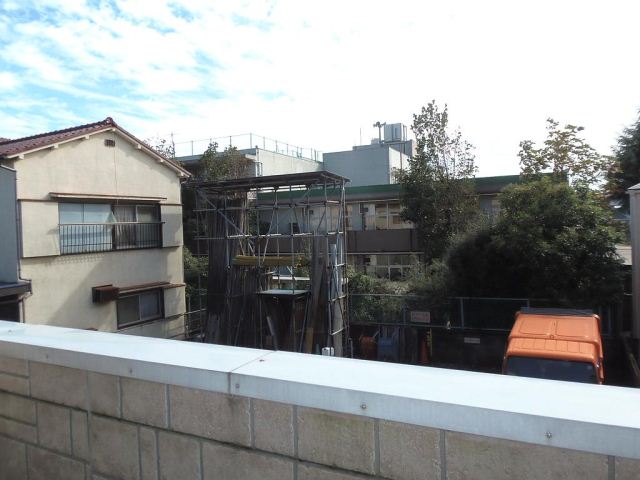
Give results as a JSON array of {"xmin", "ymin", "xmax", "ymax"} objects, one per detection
[{"xmin": 0, "ymin": 322, "xmax": 639, "ymax": 479}]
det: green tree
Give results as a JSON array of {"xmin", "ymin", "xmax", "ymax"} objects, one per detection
[
  {"xmin": 396, "ymin": 101, "xmax": 478, "ymax": 263},
  {"xmin": 183, "ymin": 247, "xmax": 207, "ymax": 301},
  {"xmin": 196, "ymin": 142, "xmax": 254, "ymax": 181},
  {"xmin": 182, "ymin": 142, "xmax": 255, "ymax": 245},
  {"xmin": 347, "ymin": 268, "xmax": 404, "ymax": 323},
  {"xmin": 519, "ymin": 118, "xmax": 612, "ymax": 189},
  {"xmin": 606, "ymin": 113, "xmax": 640, "ymax": 210},
  {"xmin": 146, "ymin": 136, "xmax": 175, "ymax": 159},
  {"xmin": 447, "ymin": 177, "xmax": 623, "ymax": 305}
]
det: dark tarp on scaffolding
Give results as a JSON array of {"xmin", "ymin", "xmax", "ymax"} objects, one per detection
[{"xmin": 187, "ymin": 171, "xmax": 350, "ymax": 355}]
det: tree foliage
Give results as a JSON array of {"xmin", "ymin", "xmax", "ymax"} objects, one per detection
[
  {"xmin": 182, "ymin": 142, "xmax": 255, "ymax": 246},
  {"xmin": 183, "ymin": 247, "xmax": 207, "ymax": 301},
  {"xmin": 196, "ymin": 142, "xmax": 254, "ymax": 181},
  {"xmin": 606, "ymin": 113, "xmax": 640, "ymax": 210},
  {"xmin": 446, "ymin": 178, "xmax": 623, "ymax": 305},
  {"xmin": 519, "ymin": 118, "xmax": 612, "ymax": 189},
  {"xmin": 397, "ymin": 101, "xmax": 478, "ymax": 263},
  {"xmin": 146, "ymin": 137, "xmax": 175, "ymax": 159},
  {"xmin": 347, "ymin": 268, "xmax": 404, "ymax": 323}
]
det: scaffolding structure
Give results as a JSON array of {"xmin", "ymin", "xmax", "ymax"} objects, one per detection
[{"xmin": 188, "ymin": 171, "xmax": 349, "ymax": 356}]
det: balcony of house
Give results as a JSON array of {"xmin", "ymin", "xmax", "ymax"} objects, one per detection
[
  {"xmin": 59, "ymin": 222, "xmax": 163, "ymax": 254},
  {"xmin": 0, "ymin": 320, "xmax": 638, "ymax": 480},
  {"xmin": 58, "ymin": 202, "xmax": 163, "ymax": 255}
]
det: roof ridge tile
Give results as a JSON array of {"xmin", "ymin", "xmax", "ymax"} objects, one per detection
[{"xmin": 0, "ymin": 117, "xmax": 114, "ymax": 146}]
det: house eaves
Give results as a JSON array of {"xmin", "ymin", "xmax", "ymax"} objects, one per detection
[{"xmin": 0, "ymin": 117, "xmax": 191, "ymax": 179}]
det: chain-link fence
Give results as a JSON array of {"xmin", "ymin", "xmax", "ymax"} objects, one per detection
[{"xmin": 349, "ymin": 294, "xmax": 618, "ymax": 335}]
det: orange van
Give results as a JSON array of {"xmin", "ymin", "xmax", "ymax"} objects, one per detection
[{"xmin": 502, "ymin": 308, "xmax": 604, "ymax": 384}]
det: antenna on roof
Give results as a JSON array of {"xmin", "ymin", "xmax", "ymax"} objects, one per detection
[{"xmin": 373, "ymin": 121, "xmax": 386, "ymax": 144}]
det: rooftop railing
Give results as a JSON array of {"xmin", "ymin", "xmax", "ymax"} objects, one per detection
[{"xmin": 174, "ymin": 133, "xmax": 323, "ymax": 162}]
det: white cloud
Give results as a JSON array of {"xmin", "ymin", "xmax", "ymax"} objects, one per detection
[
  {"xmin": 1, "ymin": 0, "xmax": 639, "ymax": 175},
  {"xmin": 0, "ymin": 72, "xmax": 18, "ymax": 90}
]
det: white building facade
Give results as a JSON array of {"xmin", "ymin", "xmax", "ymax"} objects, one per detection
[{"xmin": 0, "ymin": 118, "xmax": 189, "ymax": 338}]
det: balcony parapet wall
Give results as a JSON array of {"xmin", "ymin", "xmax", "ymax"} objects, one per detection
[{"xmin": 0, "ymin": 320, "xmax": 638, "ymax": 479}]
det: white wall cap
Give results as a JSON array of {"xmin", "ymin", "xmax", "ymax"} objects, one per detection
[
  {"xmin": 0, "ymin": 321, "xmax": 270, "ymax": 391},
  {"xmin": 0, "ymin": 321, "xmax": 639, "ymax": 459}
]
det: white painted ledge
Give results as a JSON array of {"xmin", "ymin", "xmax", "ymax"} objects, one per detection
[{"xmin": 0, "ymin": 320, "xmax": 639, "ymax": 459}]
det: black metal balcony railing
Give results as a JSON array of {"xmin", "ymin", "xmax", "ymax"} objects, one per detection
[{"xmin": 59, "ymin": 222, "xmax": 162, "ymax": 254}]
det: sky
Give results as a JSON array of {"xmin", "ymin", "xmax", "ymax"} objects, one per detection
[{"xmin": 1, "ymin": 0, "xmax": 639, "ymax": 176}]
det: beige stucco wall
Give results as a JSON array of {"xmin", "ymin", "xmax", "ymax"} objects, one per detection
[
  {"xmin": 19, "ymin": 202, "xmax": 60, "ymax": 258},
  {"xmin": 20, "ymin": 248, "xmax": 185, "ymax": 332},
  {"xmin": 9, "ymin": 129, "xmax": 187, "ymax": 336},
  {"xmin": 161, "ymin": 204, "xmax": 183, "ymax": 248},
  {"xmin": 13, "ymin": 131, "xmax": 182, "ymax": 203}
]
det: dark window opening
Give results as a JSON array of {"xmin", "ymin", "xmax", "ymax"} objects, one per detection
[
  {"xmin": 0, "ymin": 300, "xmax": 20, "ymax": 322},
  {"xmin": 117, "ymin": 289, "xmax": 164, "ymax": 329},
  {"xmin": 505, "ymin": 356, "xmax": 598, "ymax": 384}
]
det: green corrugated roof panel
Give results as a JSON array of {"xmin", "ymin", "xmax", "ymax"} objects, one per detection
[{"xmin": 256, "ymin": 175, "xmax": 522, "ymax": 201}]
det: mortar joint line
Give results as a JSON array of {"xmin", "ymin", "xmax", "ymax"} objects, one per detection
[
  {"xmin": 440, "ymin": 429, "xmax": 447, "ymax": 480},
  {"xmin": 292, "ymin": 405, "xmax": 299, "ymax": 459},
  {"xmin": 165, "ymin": 384, "xmax": 171, "ymax": 429},
  {"xmin": 137, "ymin": 425, "xmax": 143, "ymax": 480},
  {"xmin": 117, "ymin": 375, "xmax": 123, "ymax": 418},
  {"xmin": 249, "ymin": 398, "xmax": 255, "ymax": 448},
  {"xmin": 26, "ymin": 359, "xmax": 32, "ymax": 413},
  {"xmin": 85, "ymin": 370, "xmax": 95, "ymax": 479},
  {"xmin": 198, "ymin": 438, "xmax": 204, "ymax": 480},
  {"xmin": 153, "ymin": 428, "xmax": 160, "ymax": 480},
  {"xmin": 68, "ymin": 408, "xmax": 73, "ymax": 457},
  {"xmin": 374, "ymin": 418, "xmax": 380, "ymax": 476},
  {"xmin": 608, "ymin": 455, "xmax": 615, "ymax": 480}
]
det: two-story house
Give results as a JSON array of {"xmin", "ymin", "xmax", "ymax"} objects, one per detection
[{"xmin": 0, "ymin": 118, "xmax": 190, "ymax": 338}]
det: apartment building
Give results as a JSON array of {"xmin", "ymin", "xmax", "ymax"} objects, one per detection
[
  {"xmin": 176, "ymin": 125, "xmax": 520, "ymax": 281},
  {"xmin": 344, "ymin": 176, "xmax": 520, "ymax": 279},
  {"xmin": 0, "ymin": 118, "xmax": 190, "ymax": 337},
  {"xmin": 323, "ymin": 123, "xmax": 414, "ymax": 187}
]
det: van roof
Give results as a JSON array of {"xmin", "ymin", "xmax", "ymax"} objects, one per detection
[{"xmin": 506, "ymin": 311, "xmax": 602, "ymax": 364}]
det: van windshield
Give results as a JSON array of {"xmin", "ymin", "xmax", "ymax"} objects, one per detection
[{"xmin": 505, "ymin": 356, "xmax": 597, "ymax": 384}]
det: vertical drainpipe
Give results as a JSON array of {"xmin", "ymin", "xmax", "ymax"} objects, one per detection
[
  {"xmin": 629, "ymin": 186, "xmax": 640, "ymax": 358},
  {"xmin": 13, "ymin": 168, "xmax": 31, "ymax": 322}
]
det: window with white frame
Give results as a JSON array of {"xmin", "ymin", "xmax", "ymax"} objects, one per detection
[
  {"xmin": 116, "ymin": 289, "xmax": 164, "ymax": 329},
  {"xmin": 349, "ymin": 253, "xmax": 419, "ymax": 280},
  {"xmin": 59, "ymin": 203, "xmax": 161, "ymax": 254},
  {"xmin": 355, "ymin": 201, "xmax": 412, "ymax": 231}
]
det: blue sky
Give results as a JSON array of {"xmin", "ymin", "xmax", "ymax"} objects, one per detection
[{"xmin": 1, "ymin": 0, "xmax": 639, "ymax": 175}]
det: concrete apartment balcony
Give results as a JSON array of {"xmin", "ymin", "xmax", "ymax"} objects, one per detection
[
  {"xmin": 347, "ymin": 229, "xmax": 420, "ymax": 253},
  {"xmin": 0, "ymin": 320, "xmax": 638, "ymax": 479}
]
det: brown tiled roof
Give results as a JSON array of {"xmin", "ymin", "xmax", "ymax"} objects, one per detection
[
  {"xmin": 0, "ymin": 117, "xmax": 190, "ymax": 176},
  {"xmin": 0, "ymin": 117, "xmax": 117, "ymax": 157}
]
